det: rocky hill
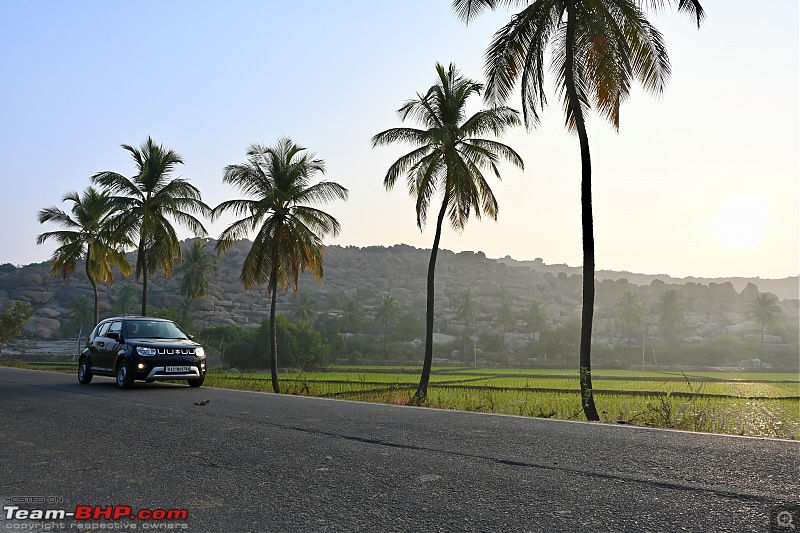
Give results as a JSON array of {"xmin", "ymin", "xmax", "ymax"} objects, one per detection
[
  {"xmin": 2, "ymin": 241, "xmax": 798, "ymax": 354},
  {"xmin": 496, "ymin": 256, "xmax": 799, "ymax": 301}
]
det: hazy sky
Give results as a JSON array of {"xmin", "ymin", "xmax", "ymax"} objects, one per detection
[{"xmin": 1, "ymin": 1, "xmax": 797, "ymax": 280}]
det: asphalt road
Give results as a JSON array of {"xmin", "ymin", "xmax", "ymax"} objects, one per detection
[{"xmin": 0, "ymin": 367, "xmax": 797, "ymax": 532}]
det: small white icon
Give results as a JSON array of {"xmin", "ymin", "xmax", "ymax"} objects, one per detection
[{"xmin": 777, "ymin": 510, "xmax": 795, "ymax": 530}]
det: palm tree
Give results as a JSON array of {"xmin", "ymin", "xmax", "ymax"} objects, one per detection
[
  {"xmin": 455, "ymin": 287, "xmax": 480, "ymax": 362},
  {"xmin": 748, "ymin": 293, "xmax": 781, "ymax": 357},
  {"xmin": 180, "ymin": 239, "xmax": 218, "ymax": 300},
  {"xmin": 213, "ymin": 138, "xmax": 348, "ymax": 393},
  {"xmin": 112, "ymin": 282, "xmax": 138, "ymax": 316},
  {"xmin": 92, "ymin": 137, "xmax": 211, "ymax": 316},
  {"xmin": 452, "ymin": 0, "xmax": 704, "ymax": 421},
  {"xmin": 654, "ymin": 289, "xmax": 686, "ymax": 343},
  {"xmin": 179, "ymin": 239, "xmax": 218, "ymax": 327},
  {"xmin": 374, "ymin": 294, "xmax": 401, "ymax": 358},
  {"xmin": 341, "ymin": 298, "xmax": 365, "ymax": 351},
  {"xmin": 292, "ymin": 292, "xmax": 318, "ymax": 323},
  {"xmin": 372, "ymin": 62, "xmax": 523, "ymax": 403},
  {"xmin": 615, "ymin": 289, "xmax": 643, "ymax": 342},
  {"xmin": 494, "ymin": 295, "xmax": 516, "ymax": 364},
  {"xmin": 523, "ymin": 298, "xmax": 547, "ymax": 359},
  {"xmin": 66, "ymin": 295, "xmax": 95, "ymax": 335},
  {"xmin": 37, "ymin": 187, "xmax": 132, "ymax": 327}
]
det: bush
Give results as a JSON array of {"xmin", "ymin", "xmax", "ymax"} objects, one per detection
[
  {"xmin": 267, "ymin": 315, "xmax": 329, "ymax": 370},
  {"xmin": 199, "ymin": 325, "xmax": 261, "ymax": 369}
]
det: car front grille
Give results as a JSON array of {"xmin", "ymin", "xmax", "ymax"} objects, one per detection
[{"xmin": 155, "ymin": 348, "xmax": 195, "ymax": 355}]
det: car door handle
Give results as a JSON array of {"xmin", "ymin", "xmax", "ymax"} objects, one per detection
[{"xmin": 97, "ymin": 342, "xmax": 105, "ymax": 347}]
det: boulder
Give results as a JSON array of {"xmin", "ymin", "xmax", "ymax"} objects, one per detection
[
  {"xmin": 722, "ymin": 322, "xmax": 758, "ymax": 333},
  {"xmin": 432, "ymin": 333, "xmax": 457, "ymax": 345},
  {"xmin": 343, "ymin": 288, "xmax": 358, "ymax": 301},
  {"xmin": 545, "ymin": 303, "xmax": 563, "ymax": 322},
  {"xmin": 390, "ymin": 287, "xmax": 412, "ymax": 302},
  {"xmin": 744, "ymin": 334, "xmax": 783, "ymax": 344},
  {"xmin": 739, "ymin": 282, "xmax": 760, "ymax": 300},
  {"xmin": 9, "ymin": 289, "xmax": 55, "ymax": 304},
  {"xmin": 22, "ymin": 317, "xmax": 61, "ymax": 339},
  {"xmin": 0, "ymin": 273, "xmax": 44, "ymax": 289},
  {"xmin": 37, "ymin": 308, "xmax": 61, "ymax": 319}
]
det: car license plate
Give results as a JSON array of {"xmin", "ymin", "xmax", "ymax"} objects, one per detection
[{"xmin": 166, "ymin": 366, "xmax": 191, "ymax": 373}]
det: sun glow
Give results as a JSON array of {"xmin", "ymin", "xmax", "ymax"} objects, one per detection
[{"xmin": 709, "ymin": 196, "xmax": 770, "ymax": 250}]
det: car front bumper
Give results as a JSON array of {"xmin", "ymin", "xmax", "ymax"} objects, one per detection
[{"xmin": 142, "ymin": 366, "xmax": 202, "ymax": 381}]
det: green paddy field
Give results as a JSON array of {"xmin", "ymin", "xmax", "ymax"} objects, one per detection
[{"xmin": 13, "ymin": 361, "xmax": 800, "ymax": 440}]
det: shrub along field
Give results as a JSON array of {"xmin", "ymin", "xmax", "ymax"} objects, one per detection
[{"xmin": 9, "ymin": 361, "xmax": 798, "ymax": 440}]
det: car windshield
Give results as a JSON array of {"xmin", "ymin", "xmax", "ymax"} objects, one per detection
[{"xmin": 124, "ymin": 320, "xmax": 188, "ymax": 340}]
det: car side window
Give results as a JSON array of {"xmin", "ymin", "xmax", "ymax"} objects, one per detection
[
  {"xmin": 96, "ymin": 322, "xmax": 111, "ymax": 339},
  {"xmin": 108, "ymin": 321, "xmax": 123, "ymax": 337}
]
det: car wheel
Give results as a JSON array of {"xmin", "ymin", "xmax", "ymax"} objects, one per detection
[
  {"xmin": 78, "ymin": 358, "xmax": 93, "ymax": 385},
  {"xmin": 116, "ymin": 359, "xmax": 134, "ymax": 389},
  {"xmin": 187, "ymin": 375, "xmax": 205, "ymax": 388}
]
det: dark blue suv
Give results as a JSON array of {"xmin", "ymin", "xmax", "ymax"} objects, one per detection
[{"xmin": 78, "ymin": 317, "xmax": 207, "ymax": 388}]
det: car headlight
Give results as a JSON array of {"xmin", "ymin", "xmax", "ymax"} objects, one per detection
[
  {"xmin": 137, "ymin": 347, "xmax": 157, "ymax": 356},
  {"xmin": 195, "ymin": 347, "xmax": 205, "ymax": 357}
]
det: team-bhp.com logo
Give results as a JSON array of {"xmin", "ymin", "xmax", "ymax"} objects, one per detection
[{"xmin": 2, "ymin": 502, "xmax": 189, "ymax": 530}]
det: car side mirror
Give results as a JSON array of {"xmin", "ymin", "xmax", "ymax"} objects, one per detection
[{"xmin": 107, "ymin": 332, "xmax": 121, "ymax": 341}]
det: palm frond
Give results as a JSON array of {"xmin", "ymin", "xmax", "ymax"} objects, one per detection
[
  {"xmin": 452, "ymin": 0, "xmax": 497, "ymax": 22},
  {"xmin": 381, "ymin": 144, "xmax": 435, "ymax": 191},
  {"xmin": 371, "ymin": 127, "xmax": 431, "ymax": 148},
  {"xmin": 460, "ymin": 107, "xmax": 522, "ymax": 137},
  {"xmin": 92, "ymin": 172, "xmax": 142, "ymax": 199},
  {"xmin": 411, "ymin": 155, "xmax": 443, "ymax": 229},
  {"xmin": 644, "ymin": 0, "xmax": 704, "ymax": 27},
  {"xmin": 463, "ymin": 138, "xmax": 524, "ymax": 170},
  {"xmin": 37, "ymin": 207, "xmax": 80, "ymax": 230},
  {"xmin": 291, "ymin": 206, "xmax": 342, "ymax": 238},
  {"xmin": 211, "ymin": 198, "xmax": 260, "ymax": 221},
  {"xmin": 293, "ymin": 181, "xmax": 349, "ymax": 206}
]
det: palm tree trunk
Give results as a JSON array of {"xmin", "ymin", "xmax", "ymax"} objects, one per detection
[
  {"xmin": 566, "ymin": 1, "xmax": 600, "ymax": 421},
  {"xmin": 269, "ymin": 262, "xmax": 281, "ymax": 394},
  {"xmin": 85, "ymin": 247, "xmax": 99, "ymax": 327},
  {"xmin": 138, "ymin": 236, "xmax": 148, "ymax": 316},
  {"xmin": 412, "ymin": 195, "xmax": 449, "ymax": 404},
  {"xmin": 501, "ymin": 329, "xmax": 506, "ymax": 365},
  {"xmin": 463, "ymin": 329, "xmax": 467, "ymax": 364},
  {"xmin": 382, "ymin": 323, "xmax": 387, "ymax": 361},
  {"xmin": 181, "ymin": 297, "xmax": 191, "ymax": 328}
]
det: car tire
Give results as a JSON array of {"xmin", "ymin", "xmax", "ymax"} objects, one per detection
[
  {"xmin": 116, "ymin": 359, "xmax": 134, "ymax": 389},
  {"xmin": 78, "ymin": 357, "xmax": 93, "ymax": 385},
  {"xmin": 187, "ymin": 375, "xmax": 205, "ymax": 388}
]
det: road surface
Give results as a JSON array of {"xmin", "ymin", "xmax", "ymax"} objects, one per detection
[{"xmin": 0, "ymin": 367, "xmax": 797, "ymax": 532}]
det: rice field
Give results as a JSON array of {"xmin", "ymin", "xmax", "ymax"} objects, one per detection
[
  {"xmin": 206, "ymin": 366, "xmax": 799, "ymax": 439},
  {"xmin": 9, "ymin": 360, "xmax": 799, "ymax": 439}
]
